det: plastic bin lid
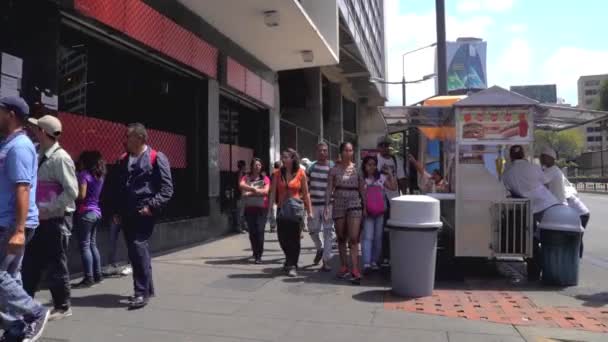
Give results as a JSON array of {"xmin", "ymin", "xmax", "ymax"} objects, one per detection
[
  {"xmin": 538, "ymin": 205, "xmax": 584, "ymax": 233},
  {"xmin": 388, "ymin": 195, "xmax": 442, "ymax": 228},
  {"xmin": 386, "ymin": 219, "xmax": 442, "ymax": 229}
]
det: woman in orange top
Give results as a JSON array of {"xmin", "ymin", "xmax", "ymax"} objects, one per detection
[{"xmin": 269, "ymin": 148, "xmax": 313, "ymax": 277}]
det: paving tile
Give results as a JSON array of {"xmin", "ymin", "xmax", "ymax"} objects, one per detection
[
  {"xmin": 448, "ymin": 332, "xmax": 526, "ymax": 342},
  {"xmin": 373, "ymin": 310, "xmax": 521, "ymax": 336}
]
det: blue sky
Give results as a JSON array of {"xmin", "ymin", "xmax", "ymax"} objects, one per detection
[{"xmin": 385, "ymin": 0, "xmax": 608, "ymax": 105}]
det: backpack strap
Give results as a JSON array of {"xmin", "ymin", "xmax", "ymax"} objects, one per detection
[
  {"xmin": 119, "ymin": 148, "xmax": 158, "ymax": 166},
  {"xmin": 149, "ymin": 149, "xmax": 158, "ymax": 166}
]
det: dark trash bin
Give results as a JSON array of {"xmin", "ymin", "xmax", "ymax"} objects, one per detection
[{"xmin": 538, "ymin": 205, "xmax": 584, "ymax": 287}]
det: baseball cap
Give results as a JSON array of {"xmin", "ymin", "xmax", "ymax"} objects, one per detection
[
  {"xmin": 0, "ymin": 96, "xmax": 30, "ymax": 118},
  {"xmin": 541, "ymin": 146, "xmax": 557, "ymax": 159},
  {"xmin": 28, "ymin": 115, "xmax": 63, "ymax": 137},
  {"xmin": 377, "ymin": 135, "xmax": 392, "ymax": 146}
]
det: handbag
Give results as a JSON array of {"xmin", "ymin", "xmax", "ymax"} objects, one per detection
[
  {"xmin": 242, "ymin": 178, "xmax": 266, "ymax": 208},
  {"xmin": 278, "ymin": 172, "xmax": 305, "ymax": 223}
]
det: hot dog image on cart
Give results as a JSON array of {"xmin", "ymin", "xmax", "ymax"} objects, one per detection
[{"xmin": 378, "ymin": 86, "xmax": 608, "ymax": 293}]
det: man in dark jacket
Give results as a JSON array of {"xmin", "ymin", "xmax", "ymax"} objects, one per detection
[{"xmin": 109, "ymin": 123, "xmax": 173, "ymax": 309}]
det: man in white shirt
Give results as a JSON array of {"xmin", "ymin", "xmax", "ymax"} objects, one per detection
[
  {"xmin": 376, "ymin": 136, "xmax": 407, "ymax": 199},
  {"xmin": 503, "ymin": 145, "xmax": 560, "ymax": 280},
  {"xmin": 503, "ymin": 145, "xmax": 560, "ymax": 216},
  {"xmin": 539, "ymin": 147, "xmax": 567, "ymax": 205}
]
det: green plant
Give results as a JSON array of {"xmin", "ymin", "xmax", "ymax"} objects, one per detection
[{"xmin": 534, "ymin": 129, "xmax": 584, "ymax": 161}]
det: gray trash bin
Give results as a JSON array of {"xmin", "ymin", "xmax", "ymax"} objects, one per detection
[
  {"xmin": 387, "ymin": 195, "xmax": 442, "ymax": 298},
  {"xmin": 538, "ymin": 205, "xmax": 584, "ymax": 286}
]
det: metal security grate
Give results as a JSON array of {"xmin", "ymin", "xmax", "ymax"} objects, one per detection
[
  {"xmin": 57, "ymin": 112, "xmax": 187, "ymax": 168},
  {"xmin": 492, "ymin": 199, "xmax": 533, "ymax": 258}
]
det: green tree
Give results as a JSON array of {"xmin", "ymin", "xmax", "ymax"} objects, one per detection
[{"xmin": 534, "ymin": 129, "xmax": 584, "ymax": 160}]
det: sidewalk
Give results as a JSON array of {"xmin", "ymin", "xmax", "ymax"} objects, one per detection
[{"xmin": 36, "ymin": 231, "xmax": 606, "ymax": 342}]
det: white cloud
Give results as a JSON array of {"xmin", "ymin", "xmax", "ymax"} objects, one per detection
[
  {"xmin": 457, "ymin": 0, "xmax": 515, "ymax": 13},
  {"xmin": 507, "ymin": 23, "xmax": 527, "ymax": 34},
  {"xmin": 489, "ymin": 38, "xmax": 533, "ymax": 86},
  {"xmin": 541, "ymin": 48, "xmax": 608, "ymax": 105}
]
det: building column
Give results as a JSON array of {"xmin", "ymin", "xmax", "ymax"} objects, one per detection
[
  {"xmin": 269, "ymin": 78, "xmax": 281, "ymax": 163},
  {"xmin": 306, "ymin": 68, "xmax": 323, "ymax": 140},
  {"xmin": 207, "ymin": 79, "xmax": 220, "ymax": 198},
  {"xmin": 326, "ymin": 82, "xmax": 343, "ymax": 145}
]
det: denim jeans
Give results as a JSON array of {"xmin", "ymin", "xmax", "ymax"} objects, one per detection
[
  {"xmin": 76, "ymin": 211, "xmax": 102, "ymax": 280},
  {"xmin": 0, "ymin": 227, "xmax": 44, "ymax": 335},
  {"xmin": 362, "ymin": 215, "xmax": 384, "ymax": 266},
  {"xmin": 245, "ymin": 211, "xmax": 267, "ymax": 259},
  {"xmin": 123, "ymin": 214, "xmax": 155, "ymax": 298}
]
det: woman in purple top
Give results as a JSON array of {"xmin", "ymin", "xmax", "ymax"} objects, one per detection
[{"xmin": 74, "ymin": 150, "xmax": 106, "ymax": 288}]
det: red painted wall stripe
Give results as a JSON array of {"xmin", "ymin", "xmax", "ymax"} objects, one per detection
[
  {"xmin": 75, "ymin": 0, "xmax": 217, "ymax": 79},
  {"xmin": 57, "ymin": 112, "xmax": 187, "ymax": 168}
]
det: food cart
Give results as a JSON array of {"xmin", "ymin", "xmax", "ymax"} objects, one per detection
[{"xmin": 379, "ymin": 86, "xmax": 608, "ymax": 262}]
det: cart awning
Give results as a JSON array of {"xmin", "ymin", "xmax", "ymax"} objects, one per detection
[
  {"xmin": 535, "ymin": 104, "xmax": 608, "ymax": 131},
  {"xmin": 380, "ymin": 106, "xmax": 453, "ymax": 132}
]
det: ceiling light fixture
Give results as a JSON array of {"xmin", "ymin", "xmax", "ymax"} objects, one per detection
[
  {"xmin": 301, "ymin": 50, "xmax": 314, "ymax": 63},
  {"xmin": 264, "ymin": 10, "xmax": 280, "ymax": 27}
]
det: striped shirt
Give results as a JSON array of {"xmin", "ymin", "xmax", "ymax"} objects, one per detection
[{"xmin": 307, "ymin": 161, "xmax": 333, "ymax": 206}]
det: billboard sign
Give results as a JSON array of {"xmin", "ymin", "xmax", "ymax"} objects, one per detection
[
  {"xmin": 440, "ymin": 38, "xmax": 488, "ymax": 93},
  {"xmin": 456, "ymin": 107, "xmax": 532, "ymax": 144}
]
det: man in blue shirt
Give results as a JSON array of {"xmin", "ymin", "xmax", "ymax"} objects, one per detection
[{"xmin": 0, "ymin": 96, "xmax": 49, "ymax": 342}]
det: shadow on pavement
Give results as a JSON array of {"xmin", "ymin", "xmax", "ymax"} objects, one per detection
[
  {"xmin": 228, "ymin": 267, "xmax": 281, "ymax": 279},
  {"xmin": 70, "ymin": 294, "xmax": 130, "ymax": 309},
  {"xmin": 352, "ymin": 289, "xmax": 389, "ymax": 303},
  {"xmin": 204, "ymin": 257, "xmax": 252, "ymax": 266},
  {"xmin": 575, "ymin": 292, "xmax": 608, "ymax": 308}
]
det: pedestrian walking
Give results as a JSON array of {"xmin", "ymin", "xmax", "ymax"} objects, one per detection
[
  {"xmin": 73, "ymin": 151, "xmax": 105, "ymax": 288},
  {"xmin": 360, "ymin": 156, "xmax": 397, "ymax": 274},
  {"xmin": 305, "ymin": 142, "xmax": 335, "ymax": 271},
  {"xmin": 268, "ymin": 161, "xmax": 281, "ymax": 233},
  {"xmin": 325, "ymin": 142, "xmax": 365, "ymax": 284},
  {"xmin": 269, "ymin": 148, "xmax": 312, "ymax": 277},
  {"xmin": 107, "ymin": 123, "xmax": 173, "ymax": 309},
  {"xmin": 233, "ymin": 160, "xmax": 248, "ymax": 233},
  {"xmin": 23, "ymin": 115, "xmax": 78, "ymax": 322},
  {"xmin": 239, "ymin": 158, "xmax": 270, "ymax": 264},
  {"xmin": 0, "ymin": 96, "xmax": 50, "ymax": 341},
  {"xmin": 376, "ymin": 136, "xmax": 407, "ymax": 266}
]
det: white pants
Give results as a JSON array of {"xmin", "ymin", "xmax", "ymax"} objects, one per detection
[{"xmin": 307, "ymin": 206, "xmax": 334, "ymax": 263}]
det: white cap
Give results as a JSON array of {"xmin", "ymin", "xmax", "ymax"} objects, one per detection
[
  {"xmin": 541, "ymin": 146, "xmax": 557, "ymax": 159},
  {"xmin": 28, "ymin": 115, "xmax": 62, "ymax": 137}
]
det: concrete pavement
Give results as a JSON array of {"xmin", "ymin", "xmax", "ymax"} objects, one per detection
[{"xmin": 29, "ymin": 225, "xmax": 606, "ymax": 342}]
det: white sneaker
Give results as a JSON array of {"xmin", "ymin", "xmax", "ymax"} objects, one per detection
[
  {"xmin": 49, "ymin": 307, "xmax": 72, "ymax": 322},
  {"xmin": 371, "ymin": 263, "xmax": 380, "ymax": 271},
  {"xmin": 121, "ymin": 266, "xmax": 133, "ymax": 276}
]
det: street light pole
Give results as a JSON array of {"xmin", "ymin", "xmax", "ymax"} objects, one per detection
[
  {"xmin": 401, "ymin": 76, "xmax": 406, "ymax": 106},
  {"xmin": 401, "ymin": 43, "xmax": 437, "ymax": 106},
  {"xmin": 436, "ymin": 0, "xmax": 448, "ymax": 95}
]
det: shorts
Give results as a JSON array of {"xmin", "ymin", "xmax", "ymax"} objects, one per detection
[{"xmin": 333, "ymin": 192, "xmax": 362, "ymax": 219}]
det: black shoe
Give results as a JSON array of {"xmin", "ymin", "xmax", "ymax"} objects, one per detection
[
  {"xmin": 313, "ymin": 250, "xmax": 323, "ymax": 266},
  {"xmin": 23, "ymin": 308, "xmax": 50, "ymax": 342},
  {"xmin": 94, "ymin": 276, "xmax": 104, "ymax": 284},
  {"xmin": 73, "ymin": 278, "xmax": 95, "ymax": 289},
  {"xmin": 128, "ymin": 296, "xmax": 148, "ymax": 310},
  {"xmin": 254, "ymin": 258, "xmax": 262, "ymax": 264}
]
